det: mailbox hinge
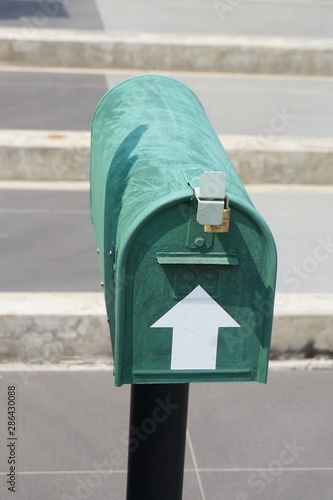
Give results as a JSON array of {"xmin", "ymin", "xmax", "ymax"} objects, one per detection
[{"xmin": 194, "ymin": 172, "xmax": 230, "ymax": 233}]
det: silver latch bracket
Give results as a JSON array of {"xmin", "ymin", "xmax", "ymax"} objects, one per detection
[{"xmin": 195, "ymin": 172, "xmax": 226, "ymax": 226}]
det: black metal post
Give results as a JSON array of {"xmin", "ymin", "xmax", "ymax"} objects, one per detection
[{"xmin": 126, "ymin": 383, "xmax": 189, "ymax": 500}]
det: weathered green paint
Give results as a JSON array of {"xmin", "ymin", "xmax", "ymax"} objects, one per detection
[{"xmin": 90, "ymin": 75, "xmax": 277, "ymax": 387}]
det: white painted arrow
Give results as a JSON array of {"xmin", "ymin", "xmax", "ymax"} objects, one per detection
[{"xmin": 151, "ymin": 285, "xmax": 240, "ymax": 371}]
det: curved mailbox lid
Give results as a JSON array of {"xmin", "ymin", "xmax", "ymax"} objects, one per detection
[{"xmin": 90, "ymin": 74, "xmax": 254, "ymax": 283}]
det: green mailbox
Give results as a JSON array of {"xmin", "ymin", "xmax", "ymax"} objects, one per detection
[{"xmin": 90, "ymin": 75, "xmax": 277, "ymax": 387}]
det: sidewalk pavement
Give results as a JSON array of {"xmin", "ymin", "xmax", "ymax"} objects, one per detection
[
  {"xmin": 0, "ymin": 366, "xmax": 333, "ymax": 499},
  {"xmin": 0, "ymin": 70, "xmax": 332, "ymax": 135},
  {"xmin": 2, "ymin": 0, "xmax": 333, "ymax": 39},
  {"xmin": 95, "ymin": 0, "xmax": 333, "ymax": 38},
  {"xmin": 0, "ymin": 0, "xmax": 103, "ymax": 30}
]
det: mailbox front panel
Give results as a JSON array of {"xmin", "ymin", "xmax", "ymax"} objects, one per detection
[{"xmin": 114, "ymin": 197, "xmax": 276, "ymax": 386}]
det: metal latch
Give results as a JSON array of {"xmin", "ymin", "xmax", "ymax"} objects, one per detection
[{"xmin": 194, "ymin": 172, "xmax": 230, "ymax": 233}]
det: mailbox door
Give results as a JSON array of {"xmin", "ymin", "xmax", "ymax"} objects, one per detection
[{"xmin": 114, "ymin": 196, "xmax": 276, "ymax": 386}]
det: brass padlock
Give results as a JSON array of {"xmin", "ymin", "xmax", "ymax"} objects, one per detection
[{"xmin": 204, "ymin": 196, "xmax": 230, "ymax": 233}]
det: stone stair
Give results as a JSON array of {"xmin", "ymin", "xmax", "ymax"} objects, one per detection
[{"xmin": 0, "ymin": 0, "xmax": 332, "ymax": 364}]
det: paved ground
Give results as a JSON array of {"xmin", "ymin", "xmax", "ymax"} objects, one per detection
[
  {"xmin": 0, "ymin": 0, "xmax": 103, "ymax": 29},
  {"xmin": 1, "ymin": 185, "xmax": 333, "ymax": 293},
  {"xmin": 0, "ymin": 187, "xmax": 98, "ymax": 292},
  {"xmin": 94, "ymin": 0, "xmax": 333, "ymax": 38},
  {"xmin": 0, "ymin": 367, "xmax": 332, "ymax": 499},
  {"xmin": 0, "ymin": 71, "xmax": 107, "ymax": 131},
  {"xmin": 2, "ymin": 0, "xmax": 333, "ymax": 38},
  {"xmin": 0, "ymin": 70, "xmax": 332, "ymax": 136},
  {"xmin": 104, "ymin": 72, "xmax": 333, "ymax": 138}
]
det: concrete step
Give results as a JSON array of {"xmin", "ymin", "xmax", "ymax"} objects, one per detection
[
  {"xmin": 1, "ymin": 69, "xmax": 332, "ymax": 137},
  {"xmin": 3, "ymin": 0, "xmax": 333, "ymax": 39},
  {"xmin": 1, "ymin": 182, "xmax": 332, "ymax": 363},
  {"xmin": 1, "ymin": 130, "xmax": 332, "ymax": 184},
  {"xmin": 95, "ymin": 0, "xmax": 333, "ymax": 39},
  {"xmin": 0, "ymin": 292, "xmax": 332, "ymax": 363},
  {"xmin": 1, "ymin": 27, "xmax": 333, "ymax": 75}
]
